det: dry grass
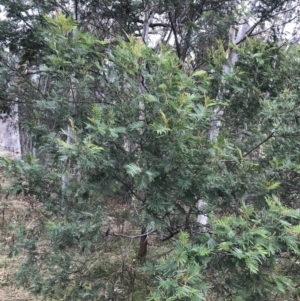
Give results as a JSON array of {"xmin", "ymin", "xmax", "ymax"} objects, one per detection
[
  {"xmin": 0, "ymin": 179, "xmax": 299, "ymax": 300},
  {"xmin": 0, "ymin": 254, "xmax": 40, "ymax": 301},
  {"xmin": 0, "ymin": 189, "xmax": 46, "ymax": 301},
  {"xmin": 0, "ymin": 187, "xmax": 152, "ymax": 300}
]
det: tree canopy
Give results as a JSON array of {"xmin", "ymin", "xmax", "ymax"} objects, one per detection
[{"xmin": 1, "ymin": 1, "xmax": 300, "ymax": 300}]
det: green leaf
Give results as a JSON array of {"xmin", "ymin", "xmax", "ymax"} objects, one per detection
[
  {"xmin": 152, "ymin": 122, "xmax": 170, "ymax": 134},
  {"xmin": 267, "ymin": 181, "xmax": 281, "ymax": 190},
  {"xmin": 129, "ymin": 121, "xmax": 145, "ymax": 131},
  {"xmin": 124, "ymin": 163, "xmax": 142, "ymax": 177},
  {"xmin": 144, "ymin": 94, "xmax": 159, "ymax": 103},
  {"xmin": 245, "ymin": 257, "xmax": 259, "ymax": 274},
  {"xmin": 218, "ymin": 241, "xmax": 233, "ymax": 251},
  {"xmin": 192, "ymin": 70, "xmax": 207, "ymax": 78},
  {"xmin": 231, "ymin": 248, "xmax": 245, "ymax": 259},
  {"xmin": 178, "ymin": 231, "xmax": 190, "ymax": 246},
  {"xmin": 287, "ymin": 225, "xmax": 300, "ymax": 234}
]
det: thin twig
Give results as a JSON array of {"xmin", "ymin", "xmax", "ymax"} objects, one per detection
[
  {"xmin": 109, "ymin": 228, "xmax": 157, "ymax": 239},
  {"xmin": 243, "ymin": 131, "xmax": 275, "ymax": 158}
]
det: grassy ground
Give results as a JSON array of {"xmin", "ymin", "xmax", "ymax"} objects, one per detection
[
  {"xmin": 0, "ymin": 194, "xmax": 45, "ymax": 301},
  {"xmin": 1, "ymin": 183, "xmax": 298, "ymax": 300},
  {"xmin": 0, "ymin": 182, "xmax": 158, "ymax": 300}
]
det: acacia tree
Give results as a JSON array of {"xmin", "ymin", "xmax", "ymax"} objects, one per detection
[
  {"xmin": 145, "ymin": 40, "xmax": 300, "ymax": 301},
  {"xmin": 1, "ymin": 13, "xmax": 300, "ymax": 301},
  {"xmin": 0, "ymin": 13, "xmax": 214, "ymax": 299},
  {"xmin": 1, "ymin": 0, "xmax": 298, "ymax": 158},
  {"xmin": 1, "ymin": 1, "xmax": 300, "ymax": 301}
]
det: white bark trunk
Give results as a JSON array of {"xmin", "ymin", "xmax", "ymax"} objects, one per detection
[
  {"xmin": 61, "ymin": 0, "xmax": 78, "ymax": 215},
  {"xmin": 199, "ymin": 0, "xmax": 258, "ymax": 225},
  {"xmin": 209, "ymin": 0, "xmax": 258, "ymax": 142},
  {"xmin": 0, "ymin": 104, "xmax": 21, "ymax": 158},
  {"xmin": 139, "ymin": 4, "xmax": 154, "ymax": 125}
]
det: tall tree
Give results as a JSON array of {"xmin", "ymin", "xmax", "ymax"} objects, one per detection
[{"xmin": 1, "ymin": 1, "xmax": 300, "ymax": 300}]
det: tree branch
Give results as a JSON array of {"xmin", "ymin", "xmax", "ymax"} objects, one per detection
[{"xmin": 243, "ymin": 131, "xmax": 275, "ymax": 158}]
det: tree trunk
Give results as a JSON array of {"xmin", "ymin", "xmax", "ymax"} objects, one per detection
[
  {"xmin": 0, "ymin": 105, "xmax": 21, "ymax": 159},
  {"xmin": 199, "ymin": 0, "xmax": 258, "ymax": 224},
  {"xmin": 137, "ymin": 5, "xmax": 153, "ymax": 261},
  {"xmin": 138, "ymin": 226, "xmax": 147, "ymax": 260},
  {"xmin": 61, "ymin": 0, "xmax": 79, "ymax": 216}
]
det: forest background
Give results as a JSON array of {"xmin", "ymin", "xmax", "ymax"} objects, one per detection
[{"xmin": 1, "ymin": 0, "xmax": 300, "ymax": 300}]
